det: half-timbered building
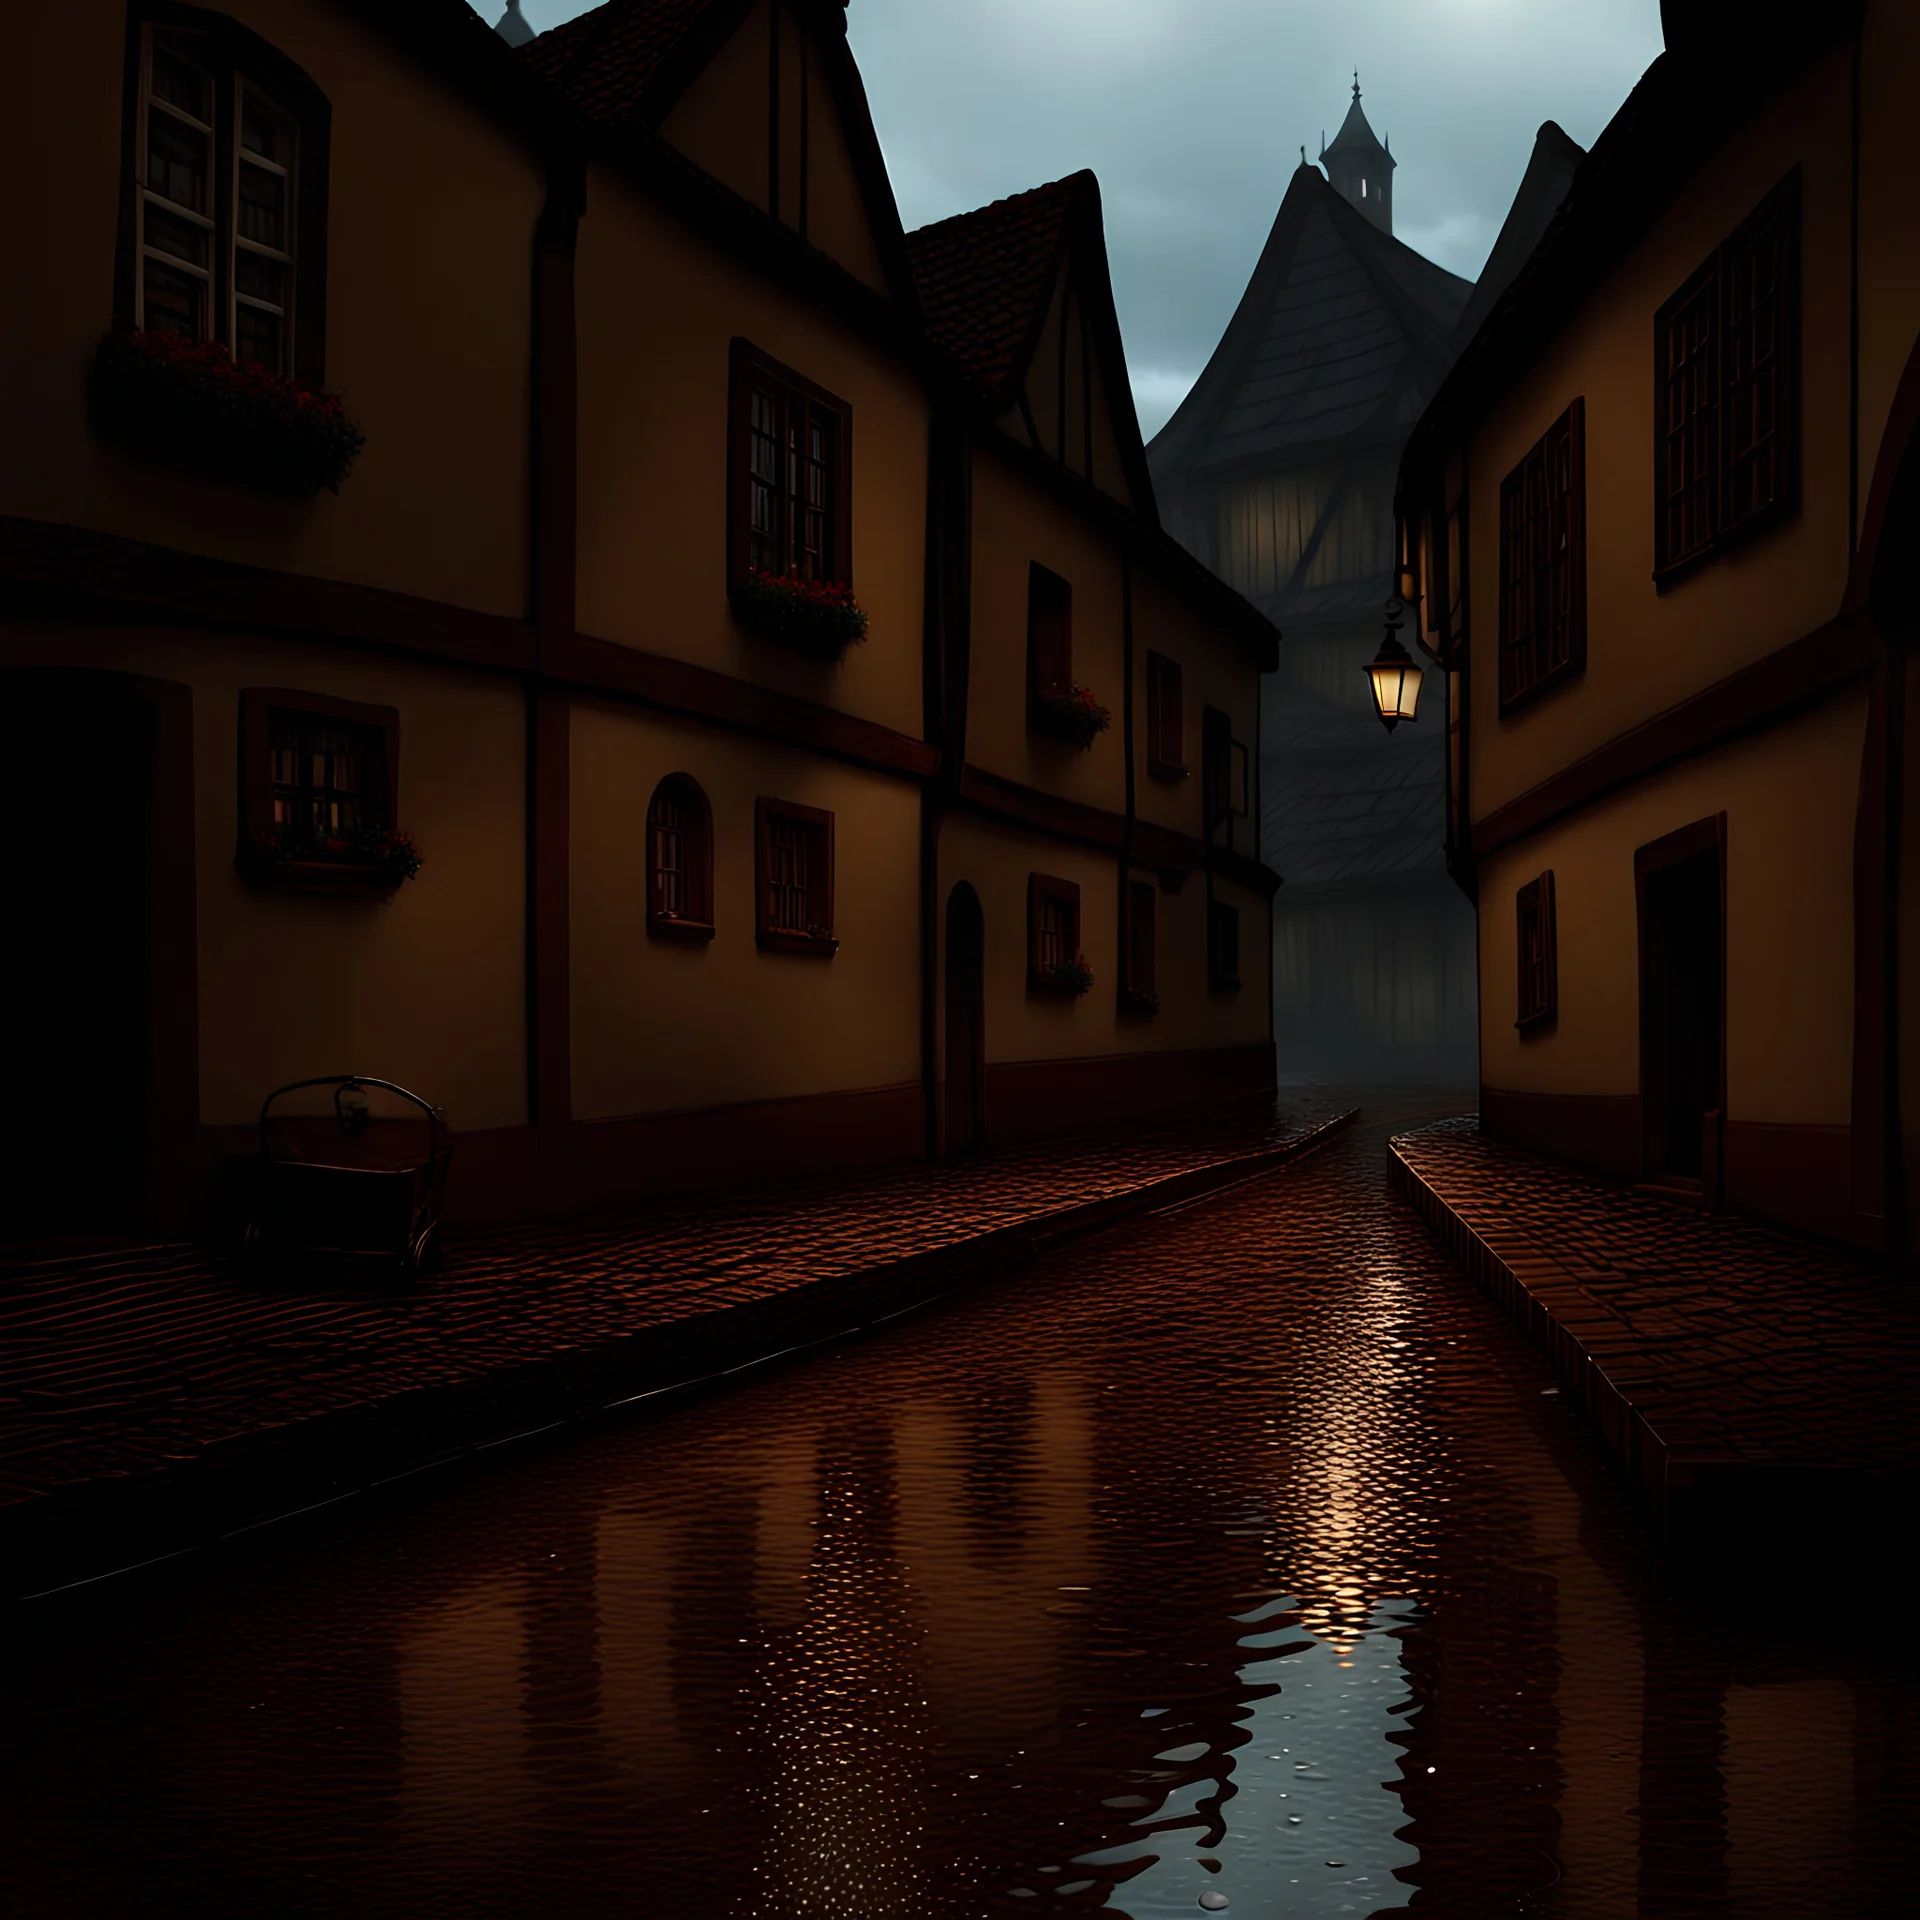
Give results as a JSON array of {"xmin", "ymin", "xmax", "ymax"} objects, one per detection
[{"xmin": 1396, "ymin": 0, "xmax": 1920, "ymax": 1252}]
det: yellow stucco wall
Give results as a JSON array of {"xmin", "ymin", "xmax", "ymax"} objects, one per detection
[
  {"xmin": 1, "ymin": 618, "xmax": 529, "ymax": 1131},
  {"xmin": 0, "ymin": 0, "xmax": 539, "ymax": 617},
  {"xmin": 568, "ymin": 700, "xmax": 921, "ymax": 1119},
  {"xmin": 1479, "ymin": 684, "xmax": 1866, "ymax": 1123},
  {"xmin": 573, "ymin": 167, "xmax": 926, "ymax": 741},
  {"xmin": 1467, "ymin": 39, "xmax": 1855, "ymax": 820},
  {"xmin": 1131, "ymin": 569, "xmax": 1262, "ymax": 856},
  {"xmin": 966, "ymin": 454, "xmax": 1126, "ymax": 812},
  {"xmin": 933, "ymin": 815, "xmax": 1268, "ymax": 1072}
]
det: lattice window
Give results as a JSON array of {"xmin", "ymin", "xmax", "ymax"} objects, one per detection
[
  {"xmin": 1516, "ymin": 872, "xmax": 1558, "ymax": 1029},
  {"xmin": 731, "ymin": 344, "xmax": 850, "ymax": 588},
  {"xmin": 646, "ymin": 776, "xmax": 713, "ymax": 938},
  {"xmin": 268, "ymin": 710, "xmax": 382, "ymax": 833},
  {"xmin": 1026, "ymin": 873, "xmax": 1081, "ymax": 989},
  {"xmin": 1498, "ymin": 398, "xmax": 1587, "ymax": 712},
  {"xmin": 1654, "ymin": 171, "xmax": 1800, "ymax": 577},
  {"xmin": 134, "ymin": 28, "xmax": 302, "ymax": 376},
  {"xmin": 754, "ymin": 799, "xmax": 835, "ymax": 953}
]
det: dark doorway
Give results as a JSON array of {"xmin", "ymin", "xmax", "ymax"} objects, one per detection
[
  {"xmin": 0, "ymin": 683, "xmax": 155, "ymax": 1238},
  {"xmin": 1637, "ymin": 818, "xmax": 1726, "ymax": 1192},
  {"xmin": 944, "ymin": 882, "xmax": 985, "ymax": 1154}
]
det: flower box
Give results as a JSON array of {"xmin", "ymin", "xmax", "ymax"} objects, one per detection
[
  {"xmin": 732, "ymin": 568, "xmax": 869, "ymax": 657},
  {"xmin": 92, "ymin": 329, "xmax": 365, "ymax": 495},
  {"xmin": 1033, "ymin": 954, "xmax": 1094, "ymax": 997},
  {"xmin": 1118, "ymin": 985, "xmax": 1161, "ymax": 1017},
  {"xmin": 241, "ymin": 823, "xmax": 422, "ymax": 897},
  {"xmin": 1032, "ymin": 685, "xmax": 1110, "ymax": 749}
]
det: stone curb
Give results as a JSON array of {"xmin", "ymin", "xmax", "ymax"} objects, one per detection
[
  {"xmin": 1388, "ymin": 1129, "xmax": 1916, "ymax": 1582},
  {"xmin": 8, "ymin": 1107, "xmax": 1359, "ymax": 1602}
]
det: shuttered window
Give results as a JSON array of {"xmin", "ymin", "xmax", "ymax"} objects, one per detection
[
  {"xmin": 1516, "ymin": 872, "xmax": 1558, "ymax": 1029},
  {"xmin": 1498, "ymin": 399, "xmax": 1587, "ymax": 713},
  {"xmin": 754, "ymin": 798, "xmax": 836, "ymax": 955},
  {"xmin": 1146, "ymin": 652, "xmax": 1184, "ymax": 778}
]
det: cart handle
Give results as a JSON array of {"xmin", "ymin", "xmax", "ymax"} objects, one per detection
[{"xmin": 258, "ymin": 1076, "xmax": 446, "ymax": 1160}]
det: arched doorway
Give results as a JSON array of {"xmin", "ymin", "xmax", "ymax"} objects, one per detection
[{"xmin": 944, "ymin": 883, "xmax": 985, "ymax": 1153}]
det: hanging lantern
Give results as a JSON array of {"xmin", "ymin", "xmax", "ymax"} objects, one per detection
[{"xmin": 1365, "ymin": 598, "xmax": 1424, "ymax": 732}]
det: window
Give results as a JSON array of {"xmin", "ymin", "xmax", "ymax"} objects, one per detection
[
  {"xmin": 1498, "ymin": 398, "xmax": 1587, "ymax": 712},
  {"xmin": 122, "ymin": 14, "xmax": 330, "ymax": 381},
  {"xmin": 1201, "ymin": 707, "xmax": 1234, "ymax": 833},
  {"xmin": 1207, "ymin": 899, "xmax": 1241, "ymax": 993},
  {"xmin": 646, "ymin": 775, "xmax": 714, "ymax": 943},
  {"xmin": 1145, "ymin": 652, "xmax": 1185, "ymax": 779},
  {"xmin": 729, "ymin": 340, "xmax": 851, "ymax": 589},
  {"xmin": 754, "ymin": 798, "xmax": 836, "ymax": 955},
  {"xmin": 1516, "ymin": 872, "xmax": 1558, "ymax": 1030},
  {"xmin": 1028, "ymin": 564, "xmax": 1073, "ymax": 702},
  {"xmin": 1230, "ymin": 740, "xmax": 1250, "ymax": 818},
  {"xmin": 1655, "ymin": 171, "xmax": 1801, "ymax": 579},
  {"xmin": 1027, "ymin": 873, "xmax": 1082, "ymax": 992},
  {"xmin": 237, "ymin": 686, "xmax": 398, "ymax": 869},
  {"xmin": 1122, "ymin": 878, "xmax": 1158, "ymax": 1013}
]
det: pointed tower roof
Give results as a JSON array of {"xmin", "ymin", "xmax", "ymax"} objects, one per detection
[
  {"xmin": 494, "ymin": 0, "xmax": 535, "ymax": 48},
  {"xmin": 1321, "ymin": 74, "xmax": 1387, "ymax": 161}
]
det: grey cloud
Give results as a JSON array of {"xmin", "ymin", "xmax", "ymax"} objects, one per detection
[{"xmin": 486, "ymin": 1, "xmax": 1668, "ymax": 435}]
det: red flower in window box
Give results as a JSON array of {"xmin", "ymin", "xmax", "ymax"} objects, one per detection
[
  {"xmin": 1032, "ymin": 684, "xmax": 1111, "ymax": 749},
  {"xmin": 245, "ymin": 822, "xmax": 423, "ymax": 887},
  {"xmin": 91, "ymin": 328, "xmax": 366, "ymax": 495},
  {"xmin": 732, "ymin": 568, "xmax": 869, "ymax": 657},
  {"xmin": 1039, "ymin": 954, "xmax": 1095, "ymax": 997}
]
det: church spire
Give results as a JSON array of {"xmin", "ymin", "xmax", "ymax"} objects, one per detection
[
  {"xmin": 1319, "ymin": 74, "xmax": 1396, "ymax": 236},
  {"xmin": 494, "ymin": 0, "xmax": 534, "ymax": 48}
]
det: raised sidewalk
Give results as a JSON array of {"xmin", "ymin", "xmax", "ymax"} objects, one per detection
[
  {"xmin": 1393, "ymin": 1115, "xmax": 1920, "ymax": 1578},
  {"xmin": 1, "ymin": 1093, "xmax": 1353, "ymax": 1600}
]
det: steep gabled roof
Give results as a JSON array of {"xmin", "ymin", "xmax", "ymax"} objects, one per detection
[
  {"xmin": 906, "ymin": 171, "xmax": 1160, "ymax": 521},
  {"xmin": 1147, "ymin": 164, "xmax": 1471, "ymax": 485},
  {"xmin": 520, "ymin": 0, "xmax": 741, "ymax": 128},
  {"xmin": 1449, "ymin": 120, "xmax": 1585, "ymax": 352},
  {"xmin": 906, "ymin": 173, "xmax": 1091, "ymax": 405}
]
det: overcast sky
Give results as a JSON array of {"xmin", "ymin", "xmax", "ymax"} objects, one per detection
[{"xmin": 477, "ymin": 1, "xmax": 1667, "ymax": 436}]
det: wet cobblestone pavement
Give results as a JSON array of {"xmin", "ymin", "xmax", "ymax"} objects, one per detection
[{"xmin": 6, "ymin": 1095, "xmax": 1917, "ymax": 1918}]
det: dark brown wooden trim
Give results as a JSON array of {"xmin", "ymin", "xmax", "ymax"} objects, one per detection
[
  {"xmin": 559, "ymin": 631, "xmax": 936, "ymax": 781},
  {"xmin": 530, "ymin": 686, "xmax": 570, "ymax": 1133},
  {"xmin": 0, "ymin": 516, "xmax": 537, "ymax": 671},
  {"xmin": 235, "ymin": 683, "xmax": 400, "ymax": 860},
  {"xmin": 982, "ymin": 1042, "xmax": 1275, "ymax": 1148},
  {"xmin": 0, "ymin": 665, "xmax": 200, "ymax": 1235},
  {"xmin": 1471, "ymin": 611, "xmax": 1877, "ymax": 857},
  {"xmin": 1481, "ymin": 1086, "xmax": 1641, "ymax": 1182}
]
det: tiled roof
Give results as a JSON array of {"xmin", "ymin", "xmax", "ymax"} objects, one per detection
[
  {"xmin": 519, "ymin": 0, "xmax": 725, "ymax": 126},
  {"xmin": 905, "ymin": 173, "xmax": 1096, "ymax": 399}
]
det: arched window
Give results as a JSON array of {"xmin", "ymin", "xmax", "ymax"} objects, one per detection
[{"xmin": 646, "ymin": 775, "xmax": 714, "ymax": 943}]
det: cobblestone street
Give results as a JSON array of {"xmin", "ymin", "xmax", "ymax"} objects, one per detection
[{"xmin": 6, "ymin": 1097, "xmax": 1915, "ymax": 1918}]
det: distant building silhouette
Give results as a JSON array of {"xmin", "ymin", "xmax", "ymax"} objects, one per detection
[
  {"xmin": 1150, "ymin": 91, "xmax": 1584, "ymax": 1083},
  {"xmin": 493, "ymin": 1, "xmax": 534, "ymax": 48}
]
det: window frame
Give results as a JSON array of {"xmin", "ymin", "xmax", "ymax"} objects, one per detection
[
  {"xmin": 1201, "ymin": 706, "xmax": 1234, "ymax": 834},
  {"xmin": 1497, "ymin": 397, "xmax": 1588, "ymax": 716},
  {"xmin": 753, "ymin": 796, "xmax": 837, "ymax": 956},
  {"xmin": 1027, "ymin": 872, "xmax": 1082, "ymax": 995},
  {"xmin": 237, "ymin": 686, "xmax": 399, "ymax": 883},
  {"xmin": 1207, "ymin": 897, "xmax": 1242, "ymax": 994},
  {"xmin": 646, "ymin": 774, "xmax": 715, "ymax": 945},
  {"xmin": 116, "ymin": 3, "xmax": 332, "ymax": 385},
  {"xmin": 1027, "ymin": 563, "xmax": 1074, "ymax": 708},
  {"xmin": 1145, "ymin": 651, "xmax": 1186, "ymax": 780},
  {"xmin": 1120, "ymin": 875, "xmax": 1159, "ymax": 1015},
  {"xmin": 727, "ymin": 338, "xmax": 854, "ymax": 596},
  {"xmin": 1653, "ymin": 169, "xmax": 1802, "ymax": 586},
  {"xmin": 1515, "ymin": 871, "xmax": 1558, "ymax": 1031}
]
